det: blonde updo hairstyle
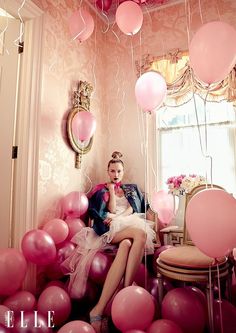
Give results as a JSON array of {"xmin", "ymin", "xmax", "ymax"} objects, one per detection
[{"xmin": 107, "ymin": 151, "xmax": 124, "ymax": 169}]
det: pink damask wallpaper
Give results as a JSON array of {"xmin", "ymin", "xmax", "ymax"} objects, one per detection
[
  {"xmin": 32, "ymin": 0, "xmax": 107, "ymax": 224},
  {"xmin": 32, "ymin": 0, "xmax": 236, "ymax": 225}
]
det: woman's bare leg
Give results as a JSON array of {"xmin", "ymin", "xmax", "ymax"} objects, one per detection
[
  {"xmin": 89, "ymin": 227, "xmax": 147, "ymax": 333},
  {"xmin": 111, "ymin": 227, "xmax": 146, "ymax": 287},
  {"xmin": 89, "ymin": 239, "xmax": 132, "ymax": 333}
]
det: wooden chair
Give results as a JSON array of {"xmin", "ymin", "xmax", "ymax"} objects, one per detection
[{"xmin": 156, "ymin": 184, "xmax": 233, "ymax": 333}]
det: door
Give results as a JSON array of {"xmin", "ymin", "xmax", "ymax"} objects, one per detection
[{"xmin": 0, "ymin": 16, "xmax": 21, "ymax": 247}]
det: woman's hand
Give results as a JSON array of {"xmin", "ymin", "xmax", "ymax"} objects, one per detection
[
  {"xmin": 103, "ymin": 217, "xmax": 112, "ymax": 226},
  {"xmin": 106, "ymin": 182, "xmax": 115, "ymax": 192}
]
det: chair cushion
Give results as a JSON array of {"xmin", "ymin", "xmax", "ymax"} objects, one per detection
[{"xmin": 159, "ymin": 246, "xmax": 226, "ymax": 268}]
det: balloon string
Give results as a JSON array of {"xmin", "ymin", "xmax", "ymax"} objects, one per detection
[
  {"xmin": 110, "ymin": 3, "xmax": 123, "ymax": 148},
  {"xmin": 217, "ymin": 262, "xmax": 224, "ymax": 333},
  {"xmin": 111, "ymin": 20, "xmax": 120, "ymax": 43},
  {"xmin": 13, "ymin": 0, "xmax": 26, "ymax": 47},
  {"xmin": 144, "ymin": 112, "xmax": 149, "ymax": 290},
  {"xmin": 198, "ymin": 0, "xmax": 204, "ymax": 24},
  {"xmin": 84, "ymin": 172, "xmax": 93, "ymax": 195},
  {"xmin": 101, "ymin": 11, "xmax": 110, "ymax": 34},
  {"xmin": 203, "ymin": 88, "xmax": 213, "ymax": 186},
  {"xmin": 215, "ymin": 0, "xmax": 222, "ymax": 21},
  {"xmin": 143, "ymin": 2, "xmax": 152, "ymax": 21},
  {"xmin": 111, "ymin": 0, "xmax": 120, "ymax": 43},
  {"xmin": 184, "ymin": 0, "xmax": 191, "ymax": 47},
  {"xmin": 95, "ymin": 1, "xmax": 110, "ymax": 33},
  {"xmin": 0, "ymin": 1, "xmax": 10, "ymax": 55},
  {"xmin": 71, "ymin": 8, "xmax": 87, "ymax": 41},
  {"xmin": 130, "ymin": 35, "xmax": 135, "ymax": 74},
  {"xmin": 92, "ymin": 10, "xmax": 98, "ymax": 96},
  {"xmin": 136, "ymin": 30, "xmax": 146, "ymax": 158},
  {"xmin": 209, "ymin": 264, "xmax": 213, "ymax": 332},
  {"xmin": 191, "ymin": 71, "xmax": 213, "ymax": 185}
]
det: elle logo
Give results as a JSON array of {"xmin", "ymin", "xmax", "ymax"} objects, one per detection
[{"xmin": 5, "ymin": 311, "xmax": 55, "ymax": 328}]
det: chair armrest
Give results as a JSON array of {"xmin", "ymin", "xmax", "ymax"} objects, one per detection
[
  {"xmin": 88, "ymin": 218, "xmax": 94, "ymax": 227},
  {"xmin": 146, "ymin": 207, "xmax": 161, "ymax": 247}
]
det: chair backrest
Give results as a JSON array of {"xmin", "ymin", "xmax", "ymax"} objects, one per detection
[{"xmin": 183, "ymin": 184, "xmax": 225, "ymax": 245}]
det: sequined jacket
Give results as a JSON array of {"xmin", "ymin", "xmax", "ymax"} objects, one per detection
[{"xmin": 88, "ymin": 184, "xmax": 147, "ymax": 236}]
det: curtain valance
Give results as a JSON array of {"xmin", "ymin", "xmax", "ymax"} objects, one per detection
[{"xmin": 135, "ymin": 49, "xmax": 236, "ymax": 107}]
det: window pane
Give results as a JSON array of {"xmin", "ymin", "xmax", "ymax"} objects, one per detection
[
  {"xmin": 157, "ymin": 98, "xmax": 236, "ymax": 196},
  {"xmin": 157, "ymin": 95, "xmax": 235, "ymax": 128}
]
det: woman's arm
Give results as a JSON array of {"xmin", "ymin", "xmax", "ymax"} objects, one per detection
[{"xmin": 107, "ymin": 183, "xmax": 116, "ymax": 213}]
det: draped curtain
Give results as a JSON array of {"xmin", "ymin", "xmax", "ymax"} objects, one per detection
[{"xmin": 136, "ymin": 49, "xmax": 236, "ymax": 107}]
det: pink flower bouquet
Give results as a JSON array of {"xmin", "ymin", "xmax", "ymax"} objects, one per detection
[{"xmin": 167, "ymin": 174, "xmax": 206, "ymax": 195}]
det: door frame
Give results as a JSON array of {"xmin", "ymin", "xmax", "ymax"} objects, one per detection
[{"xmin": 7, "ymin": 0, "xmax": 43, "ymax": 291}]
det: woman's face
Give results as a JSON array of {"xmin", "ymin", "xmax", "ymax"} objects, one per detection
[{"xmin": 107, "ymin": 162, "xmax": 124, "ymax": 184}]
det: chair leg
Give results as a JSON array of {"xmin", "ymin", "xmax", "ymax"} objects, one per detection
[
  {"xmin": 206, "ymin": 283, "xmax": 214, "ymax": 333},
  {"xmin": 157, "ymin": 272, "xmax": 164, "ymax": 306}
]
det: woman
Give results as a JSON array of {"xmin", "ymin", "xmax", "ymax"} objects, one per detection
[
  {"xmin": 88, "ymin": 151, "xmax": 155, "ymax": 333},
  {"xmin": 61, "ymin": 152, "xmax": 156, "ymax": 333}
]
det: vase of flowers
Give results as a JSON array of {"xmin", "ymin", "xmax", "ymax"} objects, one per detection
[{"xmin": 166, "ymin": 174, "xmax": 206, "ymax": 227}]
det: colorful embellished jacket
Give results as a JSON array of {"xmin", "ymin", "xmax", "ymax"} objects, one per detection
[{"xmin": 88, "ymin": 183, "xmax": 147, "ymax": 236}]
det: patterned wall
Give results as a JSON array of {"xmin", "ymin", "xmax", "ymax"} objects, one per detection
[{"xmin": 32, "ymin": 0, "xmax": 236, "ymax": 225}]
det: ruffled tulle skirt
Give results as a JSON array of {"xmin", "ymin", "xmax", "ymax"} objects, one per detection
[
  {"xmin": 105, "ymin": 213, "xmax": 155, "ymax": 254},
  {"xmin": 61, "ymin": 214, "xmax": 155, "ymax": 299}
]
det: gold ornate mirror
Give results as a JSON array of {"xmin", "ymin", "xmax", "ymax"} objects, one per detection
[{"xmin": 67, "ymin": 80, "xmax": 94, "ymax": 168}]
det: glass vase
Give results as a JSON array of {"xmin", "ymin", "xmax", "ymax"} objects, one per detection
[{"xmin": 174, "ymin": 194, "xmax": 186, "ymax": 228}]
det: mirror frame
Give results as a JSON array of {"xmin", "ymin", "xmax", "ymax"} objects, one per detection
[{"xmin": 66, "ymin": 80, "xmax": 94, "ymax": 168}]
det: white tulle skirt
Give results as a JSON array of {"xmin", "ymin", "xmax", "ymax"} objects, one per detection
[
  {"xmin": 105, "ymin": 213, "xmax": 156, "ymax": 254},
  {"xmin": 61, "ymin": 214, "xmax": 155, "ymax": 299}
]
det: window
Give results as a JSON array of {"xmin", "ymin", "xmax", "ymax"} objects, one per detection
[{"xmin": 156, "ymin": 94, "xmax": 236, "ymax": 196}]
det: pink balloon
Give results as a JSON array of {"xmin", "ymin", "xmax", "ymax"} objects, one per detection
[
  {"xmin": 3, "ymin": 291, "xmax": 36, "ymax": 315},
  {"xmin": 44, "ymin": 240, "xmax": 76, "ymax": 279},
  {"xmin": 89, "ymin": 251, "xmax": 113, "ymax": 285},
  {"xmin": 135, "ymin": 71, "xmax": 167, "ymax": 113},
  {"xmin": 57, "ymin": 240, "xmax": 76, "ymax": 262},
  {"xmin": 62, "ymin": 191, "xmax": 89, "ymax": 218},
  {"xmin": 162, "ymin": 288, "xmax": 206, "ymax": 333},
  {"xmin": 65, "ymin": 218, "xmax": 85, "ymax": 239},
  {"xmin": 115, "ymin": 1, "xmax": 143, "ymax": 35},
  {"xmin": 0, "ymin": 248, "xmax": 27, "ymax": 296},
  {"xmin": 189, "ymin": 21, "xmax": 236, "ymax": 84},
  {"xmin": 0, "ymin": 324, "xmax": 11, "ymax": 332},
  {"xmin": 96, "ymin": 0, "xmax": 112, "ymax": 12},
  {"xmin": 37, "ymin": 286, "xmax": 71, "ymax": 326},
  {"xmin": 45, "ymin": 280, "xmax": 66, "ymax": 289},
  {"xmin": 13, "ymin": 312, "xmax": 53, "ymax": 333},
  {"xmin": 186, "ymin": 188, "xmax": 236, "ymax": 258},
  {"xmin": 58, "ymin": 320, "xmax": 95, "ymax": 333},
  {"xmin": 151, "ymin": 190, "xmax": 175, "ymax": 226},
  {"xmin": 111, "ymin": 286, "xmax": 155, "ymax": 331},
  {"xmin": 125, "ymin": 330, "xmax": 146, "ymax": 333},
  {"xmin": 147, "ymin": 319, "xmax": 183, "ymax": 333},
  {"xmin": 44, "ymin": 261, "xmax": 64, "ymax": 280},
  {"xmin": 152, "ymin": 245, "xmax": 175, "ymax": 275},
  {"xmin": 134, "ymin": 263, "xmax": 149, "ymax": 288},
  {"xmin": 21, "ymin": 229, "xmax": 57, "ymax": 266},
  {"xmin": 42, "ymin": 219, "xmax": 69, "ymax": 244},
  {"xmin": 148, "ymin": 277, "xmax": 173, "ymax": 301},
  {"xmin": 0, "ymin": 305, "xmax": 10, "ymax": 326},
  {"xmin": 214, "ymin": 299, "xmax": 236, "ymax": 333},
  {"xmin": 72, "ymin": 111, "xmax": 96, "ymax": 142},
  {"xmin": 69, "ymin": 8, "xmax": 94, "ymax": 42}
]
